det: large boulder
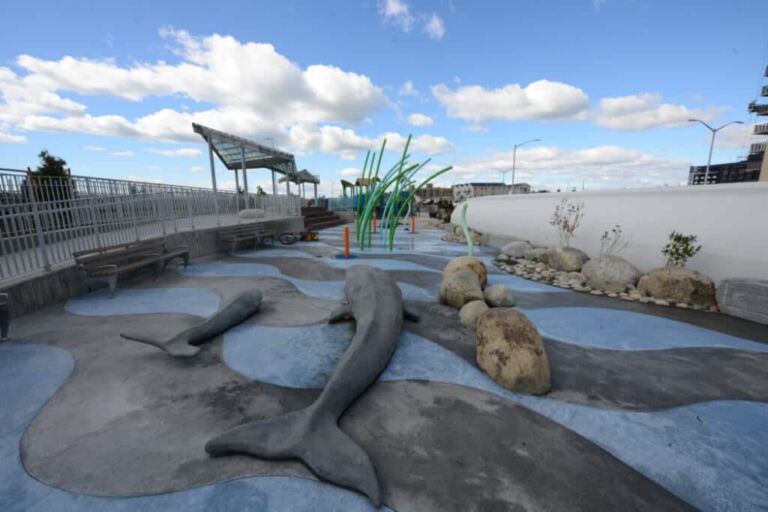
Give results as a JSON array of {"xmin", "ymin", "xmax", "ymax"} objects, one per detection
[
  {"xmin": 638, "ymin": 267, "xmax": 716, "ymax": 306},
  {"xmin": 443, "ymin": 256, "xmax": 488, "ymax": 289},
  {"xmin": 475, "ymin": 308, "xmax": 551, "ymax": 395},
  {"xmin": 500, "ymin": 241, "xmax": 532, "ymax": 259},
  {"xmin": 439, "ymin": 269, "xmax": 484, "ymax": 308},
  {"xmin": 523, "ymin": 247, "xmax": 550, "ymax": 264},
  {"xmin": 459, "ymin": 300, "xmax": 489, "ymax": 329},
  {"xmin": 582, "ymin": 255, "xmax": 641, "ymax": 293},
  {"xmin": 547, "ymin": 247, "xmax": 589, "ymax": 272},
  {"xmin": 717, "ymin": 279, "xmax": 768, "ymax": 325},
  {"xmin": 483, "ymin": 284, "xmax": 516, "ymax": 307}
]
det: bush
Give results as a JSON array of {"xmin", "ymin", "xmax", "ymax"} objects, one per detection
[
  {"xmin": 549, "ymin": 197, "xmax": 584, "ymax": 248},
  {"xmin": 661, "ymin": 231, "xmax": 701, "ymax": 267}
]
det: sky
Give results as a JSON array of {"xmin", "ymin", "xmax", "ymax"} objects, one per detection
[{"xmin": 1, "ymin": 0, "xmax": 767, "ymax": 196}]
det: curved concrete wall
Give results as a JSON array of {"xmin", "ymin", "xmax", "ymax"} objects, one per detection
[{"xmin": 452, "ymin": 182, "xmax": 768, "ymax": 284}]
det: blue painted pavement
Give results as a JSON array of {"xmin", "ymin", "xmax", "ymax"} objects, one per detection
[
  {"xmin": 523, "ymin": 307, "xmax": 768, "ymax": 353},
  {"xmin": 222, "ymin": 323, "xmax": 768, "ymax": 512},
  {"xmin": 0, "ymin": 343, "xmax": 391, "ymax": 512}
]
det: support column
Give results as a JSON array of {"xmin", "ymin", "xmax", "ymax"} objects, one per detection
[
  {"xmin": 314, "ymin": 183, "xmax": 317, "ymax": 200},
  {"xmin": 241, "ymin": 147, "xmax": 249, "ymax": 208},
  {"xmin": 271, "ymin": 170, "xmax": 277, "ymax": 195},
  {"xmin": 208, "ymin": 137, "xmax": 220, "ymax": 225}
]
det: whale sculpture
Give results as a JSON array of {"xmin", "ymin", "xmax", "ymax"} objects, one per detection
[
  {"xmin": 205, "ymin": 266, "xmax": 418, "ymax": 506},
  {"xmin": 120, "ymin": 289, "xmax": 263, "ymax": 357}
]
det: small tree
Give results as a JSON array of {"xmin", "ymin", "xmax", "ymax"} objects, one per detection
[
  {"xmin": 35, "ymin": 150, "xmax": 70, "ymax": 177},
  {"xmin": 661, "ymin": 231, "xmax": 701, "ymax": 267},
  {"xmin": 599, "ymin": 224, "xmax": 628, "ymax": 257},
  {"xmin": 549, "ymin": 197, "xmax": 584, "ymax": 248}
]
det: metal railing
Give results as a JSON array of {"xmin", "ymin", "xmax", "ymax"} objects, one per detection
[{"xmin": 0, "ymin": 169, "xmax": 301, "ymax": 282}]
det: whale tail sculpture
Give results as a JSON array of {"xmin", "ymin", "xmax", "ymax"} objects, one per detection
[
  {"xmin": 206, "ymin": 266, "xmax": 419, "ymax": 506},
  {"xmin": 120, "ymin": 289, "xmax": 263, "ymax": 358},
  {"xmin": 206, "ymin": 403, "xmax": 381, "ymax": 504}
]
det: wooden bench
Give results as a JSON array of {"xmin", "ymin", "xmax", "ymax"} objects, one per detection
[
  {"xmin": 74, "ymin": 240, "xmax": 190, "ymax": 297},
  {"xmin": 218, "ymin": 222, "xmax": 276, "ymax": 252}
]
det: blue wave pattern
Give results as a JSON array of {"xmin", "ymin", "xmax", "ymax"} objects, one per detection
[
  {"xmin": 0, "ymin": 344, "xmax": 391, "ymax": 512},
  {"xmin": 523, "ymin": 307, "xmax": 768, "ymax": 352},
  {"xmin": 222, "ymin": 323, "xmax": 768, "ymax": 512}
]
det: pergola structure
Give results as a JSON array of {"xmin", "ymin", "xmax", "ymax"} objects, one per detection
[
  {"xmin": 192, "ymin": 123, "xmax": 303, "ymax": 197},
  {"xmin": 279, "ymin": 168, "xmax": 321, "ymax": 200}
]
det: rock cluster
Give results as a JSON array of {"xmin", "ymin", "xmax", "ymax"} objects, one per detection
[
  {"xmin": 441, "ymin": 226, "xmax": 484, "ymax": 245},
  {"xmin": 439, "ymin": 256, "xmax": 550, "ymax": 395},
  {"xmin": 493, "ymin": 252, "xmax": 718, "ymax": 312}
]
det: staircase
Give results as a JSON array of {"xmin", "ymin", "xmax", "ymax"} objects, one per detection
[{"xmin": 301, "ymin": 206, "xmax": 345, "ymax": 231}]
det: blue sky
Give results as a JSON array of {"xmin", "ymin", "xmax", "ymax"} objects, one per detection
[{"xmin": 1, "ymin": 0, "xmax": 767, "ymax": 194}]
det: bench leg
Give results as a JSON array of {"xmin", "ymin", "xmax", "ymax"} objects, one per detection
[{"xmin": 106, "ymin": 274, "xmax": 118, "ymax": 298}]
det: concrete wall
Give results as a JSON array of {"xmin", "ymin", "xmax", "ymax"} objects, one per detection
[
  {"xmin": 2, "ymin": 217, "xmax": 304, "ymax": 318},
  {"xmin": 452, "ymin": 182, "xmax": 768, "ymax": 284}
]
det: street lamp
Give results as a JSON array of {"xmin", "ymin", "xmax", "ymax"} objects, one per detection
[
  {"xmin": 688, "ymin": 119, "xmax": 743, "ymax": 185},
  {"xmin": 511, "ymin": 138, "xmax": 541, "ymax": 193}
]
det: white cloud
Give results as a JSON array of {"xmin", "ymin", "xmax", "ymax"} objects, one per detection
[
  {"xmin": 378, "ymin": 0, "xmax": 415, "ymax": 32},
  {"xmin": 407, "ymin": 113, "xmax": 434, "ymax": 127},
  {"xmin": 83, "ymin": 144, "xmax": 105, "ymax": 152},
  {"xmin": 432, "ymin": 80, "xmax": 590, "ymax": 122},
  {"xmin": 595, "ymin": 93, "xmax": 719, "ymax": 131},
  {"xmin": 289, "ymin": 124, "xmax": 452, "ymax": 160},
  {"xmin": 447, "ymin": 145, "xmax": 689, "ymax": 189},
  {"xmin": 112, "ymin": 150, "xmax": 133, "ymax": 157},
  {"xmin": 423, "ymin": 13, "xmax": 446, "ymax": 40},
  {"xmin": 6, "ymin": 29, "xmax": 388, "ymax": 149},
  {"xmin": 713, "ymin": 122, "xmax": 761, "ymax": 149},
  {"xmin": 593, "ymin": 0, "xmax": 607, "ymax": 11},
  {"xmin": 190, "ymin": 165, "xmax": 206, "ymax": 173},
  {"xmin": 399, "ymin": 81, "xmax": 418, "ymax": 97},
  {"xmin": 0, "ymin": 132, "xmax": 26, "ymax": 143},
  {"xmin": 148, "ymin": 147, "xmax": 203, "ymax": 157},
  {"xmin": 338, "ymin": 167, "xmax": 360, "ymax": 177}
]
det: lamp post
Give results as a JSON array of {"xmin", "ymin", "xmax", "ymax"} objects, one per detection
[
  {"xmin": 688, "ymin": 119, "xmax": 743, "ymax": 185},
  {"xmin": 511, "ymin": 138, "xmax": 540, "ymax": 194}
]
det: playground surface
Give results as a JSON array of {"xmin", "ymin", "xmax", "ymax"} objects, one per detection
[{"xmin": 2, "ymin": 222, "xmax": 768, "ymax": 512}]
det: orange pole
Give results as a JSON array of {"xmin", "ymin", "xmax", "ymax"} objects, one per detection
[
  {"xmin": 343, "ymin": 226, "xmax": 350, "ymax": 258},
  {"xmin": 410, "ymin": 215, "xmax": 416, "ymax": 234}
]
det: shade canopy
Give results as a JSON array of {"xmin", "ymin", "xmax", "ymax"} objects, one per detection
[
  {"xmin": 279, "ymin": 169, "xmax": 320, "ymax": 185},
  {"xmin": 192, "ymin": 123, "xmax": 298, "ymax": 178}
]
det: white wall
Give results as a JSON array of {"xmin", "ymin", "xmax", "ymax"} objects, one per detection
[{"xmin": 452, "ymin": 182, "xmax": 768, "ymax": 284}]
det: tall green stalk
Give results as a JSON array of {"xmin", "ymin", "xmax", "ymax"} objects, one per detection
[{"xmin": 460, "ymin": 203, "xmax": 473, "ymax": 256}]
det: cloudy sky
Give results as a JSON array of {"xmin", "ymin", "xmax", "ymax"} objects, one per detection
[{"xmin": 1, "ymin": 0, "xmax": 767, "ymax": 195}]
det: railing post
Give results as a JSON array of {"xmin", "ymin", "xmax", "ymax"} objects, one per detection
[
  {"xmin": 187, "ymin": 192, "xmax": 195, "ymax": 230},
  {"xmin": 131, "ymin": 194, "xmax": 140, "ymax": 241},
  {"xmin": 26, "ymin": 170, "xmax": 51, "ymax": 271}
]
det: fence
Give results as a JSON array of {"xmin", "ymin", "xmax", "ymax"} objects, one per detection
[{"xmin": 0, "ymin": 169, "xmax": 301, "ymax": 282}]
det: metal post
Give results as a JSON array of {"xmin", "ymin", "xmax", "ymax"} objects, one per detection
[
  {"xmin": 26, "ymin": 170, "xmax": 51, "ymax": 271},
  {"xmin": 314, "ymin": 183, "xmax": 317, "ymax": 200},
  {"xmin": 241, "ymin": 147, "xmax": 249, "ymax": 206},
  {"xmin": 704, "ymin": 130, "xmax": 716, "ymax": 185},
  {"xmin": 272, "ymin": 170, "xmax": 277, "ymax": 195},
  {"xmin": 208, "ymin": 137, "xmax": 220, "ymax": 226},
  {"xmin": 511, "ymin": 146, "xmax": 517, "ymax": 193}
]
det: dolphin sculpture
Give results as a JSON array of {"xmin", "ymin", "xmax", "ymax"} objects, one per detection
[
  {"xmin": 205, "ymin": 266, "xmax": 418, "ymax": 506},
  {"xmin": 120, "ymin": 289, "xmax": 263, "ymax": 357}
]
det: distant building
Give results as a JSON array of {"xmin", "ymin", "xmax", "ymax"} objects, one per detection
[
  {"xmin": 690, "ymin": 65, "xmax": 768, "ymax": 185},
  {"xmin": 420, "ymin": 183, "xmax": 453, "ymax": 201},
  {"xmin": 510, "ymin": 182, "xmax": 532, "ymax": 194},
  {"xmin": 688, "ymin": 161, "xmax": 760, "ymax": 185}
]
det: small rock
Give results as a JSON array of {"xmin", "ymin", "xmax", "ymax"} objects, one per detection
[
  {"xmin": 475, "ymin": 308, "xmax": 551, "ymax": 395},
  {"xmin": 675, "ymin": 302, "xmax": 689, "ymax": 309},
  {"xmin": 459, "ymin": 300, "xmax": 490, "ymax": 329},
  {"xmin": 439, "ymin": 269, "xmax": 485, "ymax": 309},
  {"xmin": 590, "ymin": 290, "xmax": 604, "ymax": 296},
  {"xmin": 501, "ymin": 241, "xmax": 533, "ymax": 258},
  {"xmin": 443, "ymin": 256, "xmax": 488, "ymax": 289},
  {"xmin": 483, "ymin": 284, "xmax": 516, "ymax": 307},
  {"xmin": 654, "ymin": 299, "xmax": 670, "ymax": 306},
  {"xmin": 607, "ymin": 292, "xmax": 618, "ymax": 298},
  {"xmin": 547, "ymin": 247, "xmax": 590, "ymax": 272}
]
